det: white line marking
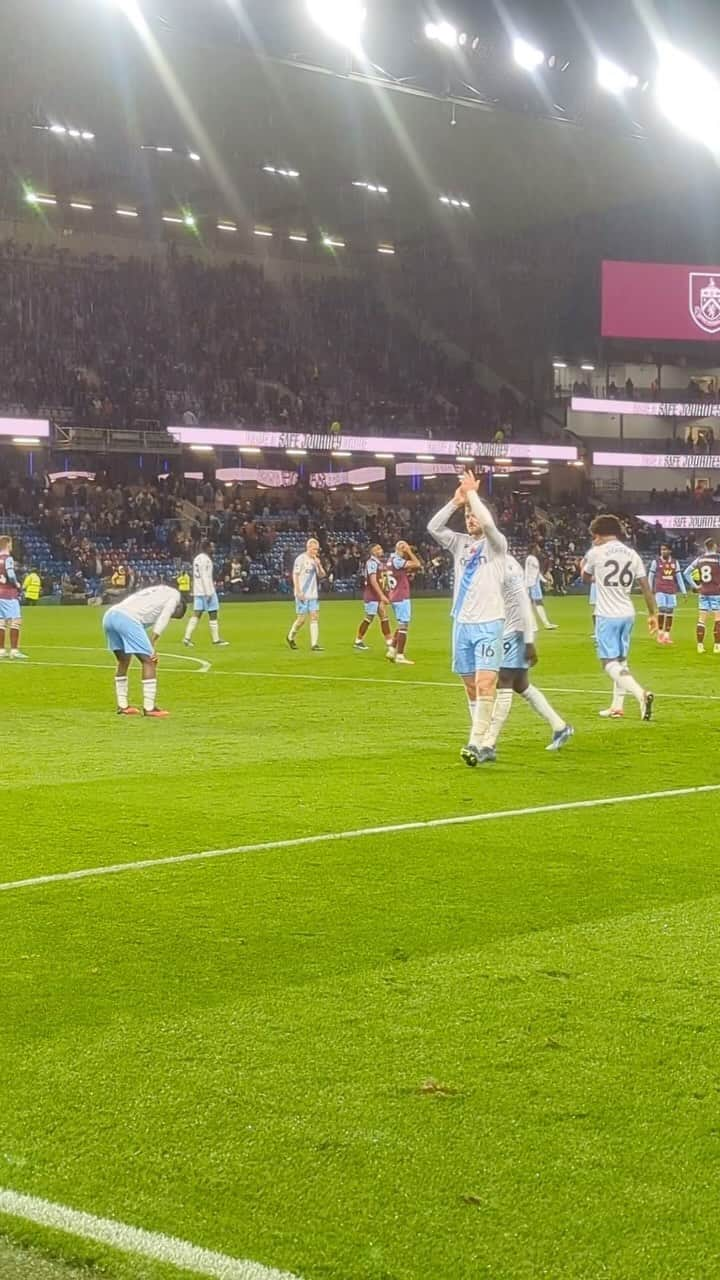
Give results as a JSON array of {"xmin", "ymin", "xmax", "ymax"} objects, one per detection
[
  {"xmin": 2, "ymin": 786, "xmax": 718, "ymax": 895},
  {"xmin": 13, "ymin": 645, "xmax": 211, "ymax": 674},
  {"xmin": 210, "ymin": 667, "xmax": 720, "ymax": 701},
  {"xmin": 0, "ymin": 1188, "xmax": 300, "ymax": 1280}
]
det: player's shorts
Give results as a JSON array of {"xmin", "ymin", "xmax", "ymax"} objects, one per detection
[
  {"xmin": 529, "ymin": 584, "xmax": 543, "ymax": 602},
  {"xmin": 698, "ymin": 595, "xmax": 720, "ymax": 613},
  {"xmin": 391, "ymin": 600, "xmax": 412, "ymax": 625},
  {"xmin": 656, "ymin": 592, "xmax": 677, "ymax": 611},
  {"xmin": 501, "ymin": 629, "xmax": 529, "ymax": 671},
  {"xmin": 364, "ymin": 600, "xmax": 381, "ymax": 617},
  {"xmin": 103, "ymin": 607, "xmax": 153, "ymax": 658},
  {"xmin": 452, "ymin": 619, "xmax": 503, "ymax": 676},
  {"xmin": 589, "ymin": 584, "xmax": 597, "ymax": 607},
  {"xmin": 295, "ymin": 597, "xmax": 319, "ymax": 615},
  {"xmin": 194, "ymin": 593, "xmax": 219, "ymax": 614},
  {"xmin": 595, "ymin": 615, "xmax": 634, "ymax": 662},
  {"xmin": 0, "ymin": 598, "xmax": 21, "ymax": 621}
]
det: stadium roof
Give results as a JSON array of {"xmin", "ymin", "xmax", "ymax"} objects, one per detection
[{"xmin": 0, "ymin": 0, "xmax": 716, "ymax": 249}]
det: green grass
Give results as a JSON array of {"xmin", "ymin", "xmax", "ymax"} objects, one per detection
[{"xmin": 2, "ymin": 597, "xmax": 720, "ymax": 1280}]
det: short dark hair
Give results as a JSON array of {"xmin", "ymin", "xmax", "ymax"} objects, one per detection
[
  {"xmin": 704, "ymin": 538, "xmax": 718, "ymax": 552},
  {"xmin": 590, "ymin": 515, "xmax": 623, "ymax": 538}
]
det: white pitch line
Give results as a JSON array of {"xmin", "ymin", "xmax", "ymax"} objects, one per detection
[
  {"xmin": 2, "ymin": 785, "xmax": 719, "ymax": 896},
  {"xmin": 0, "ymin": 1188, "xmax": 300, "ymax": 1280},
  {"xmin": 210, "ymin": 667, "xmax": 720, "ymax": 702},
  {"xmin": 28, "ymin": 644, "xmax": 211, "ymax": 674}
]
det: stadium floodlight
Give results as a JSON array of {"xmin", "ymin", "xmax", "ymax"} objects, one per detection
[
  {"xmin": 377, "ymin": 245, "xmax": 395, "ymax": 255},
  {"xmin": 49, "ymin": 124, "xmax": 67, "ymax": 134},
  {"xmin": 581, "ymin": 362, "xmax": 595, "ymax": 371},
  {"xmin": 70, "ymin": 201, "xmax": 94, "ymax": 211},
  {"xmin": 425, "ymin": 21, "xmax": 459, "ymax": 48},
  {"xmin": 323, "ymin": 236, "xmax": 346, "ymax": 248},
  {"xmin": 307, "ymin": 0, "xmax": 366, "ymax": 53},
  {"xmin": 656, "ymin": 44, "xmax": 720, "ymax": 150},
  {"xmin": 183, "ymin": 213, "xmax": 196, "ymax": 227},
  {"xmin": 253, "ymin": 227, "xmax": 273, "ymax": 237},
  {"xmin": 552, "ymin": 360, "xmax": 567, "ymax": 368},
  {"xmin": 289, "ymin": 233, "xmax": 308, "ymax": 242},
  {"xmin": 217, "ymin": 222, "xmax": 237, "ymax": 232},
  {"xmin": 189, "ymin": 152, "xmax": 200, "ymax": 162},
  {"xmin": 597, "ymin": 57, "xmax": 639, "ymax": 94},
  {"xmin": 513, "ymin": 37, "xmax": 545, "ymax": 70}
]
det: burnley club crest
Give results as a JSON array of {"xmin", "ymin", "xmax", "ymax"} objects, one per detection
[{"xmin": 690, "ymin": 273, "xmax": 720, "ymax": 334}]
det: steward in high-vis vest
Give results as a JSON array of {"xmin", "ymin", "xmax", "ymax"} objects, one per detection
[{"xmin": 22, "ymin": 571, "xmax": 41, "ymax": 603}]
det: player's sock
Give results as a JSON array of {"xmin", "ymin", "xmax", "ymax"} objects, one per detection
[
  {"xmin": 522, "ymin": 685, "xmax": 565, "ymax": 733},
  {"xmin": 209, "ymin": 619, "xmax": 220, "ymax": 643},
  {"xmin": 536, "ymin": 605, "xmax": 552, "ymax": 628},
  {"xmin": 184, "ymin": 615, "xmax": 198, "ymax": 643},
  {"xmin": 114, "ymin": 676, "xmax": 129, "ymax": 710},
  {"xmin": 666, "ymin": 613, "xmax": 674, "ymax": 634},
  {"xmin": 380, "ymin": 617, "xmax": 392, "ymax": 642},
  {"xmin": 10, "ymin": 628, "xmax": 19, "ymax": 651},
  {"xmin": 469, "ymin": 697, "xmax": 494, "ymax": 748},
  {"xmin": 356, "ymin": 619, "xmax": 371, "ymax": 640},
  {"xmin": 697, "ymin": 622, "xmax": 706, "ymax": 646},
  {"xmin": 142, "ymin": 678, "xmax": 158, "ymax": 712},
  {"xmin": 484, "ymin": 688, "xmax": 513, "ymax": 748},
  {"xmin": 714, "ymin": 620, "xmax": 720, "ymax": 648},
  {"xmin": 395, "ymin": 629, "xmax": 408, "ymax": 656},
  {"xmin": 658, "ymin": 612, "xmax": 667, "ymax": 633},
  {"xmin": 0, "ymin": 626, "xmax": 5, "ymax": 651},
  {"xmin": 606, "ymin": 660, "xmax": 644, "ymax": 707},
  {"xmin": 611, "ymin": 683, "xmax": 626, "ymax": 713},
  {"xmin": 310, "ymin": 620, "xmax": 319, "ymax": 647}
]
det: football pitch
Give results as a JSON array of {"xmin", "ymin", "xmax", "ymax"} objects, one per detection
[{"xmin": 3, "ymin": 596, "xmax": 720, "ymax": 1280}]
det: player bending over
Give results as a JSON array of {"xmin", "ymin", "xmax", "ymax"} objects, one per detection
[
  {"xmin": 184, "ymin": 542, "xmax": 229, "ymax": 648},
  {"xmin": 103, "ymin": 584, "xmax": 187, "ymax": 717},
  {"xmin": 582, "ymin": 515, "xmax": 657, "ymax": 722},
  {"xmin": 474, "ymin": 554, "xmax": 573, "ymax": 763},
  {"xmin": 287, "ymin": 537, "xmax": 326, "ymax": 651},
  {"xmin": 649, "ymin": 544, "xmax": 686, "ymax": 645},
  {"xmin": 525, "ymin": 545, "xmax": 558, "ymax": 630},
  {"xmin": 0, "ymin": 536, "xmax": 27, "ymax": 659},
  {"xmin": 385, "ymin": 540, "xmax": 422, "ymax": 666},
  {"xmin": 684, "ymin": 538, "xmax": 720, "ymax": 654},
  {"xmin": 428, "ymin": 470, "xmax": 507, "ymax": 766},
  {"xmin": 354, "ymin": 545, "xmax": 392, "ymax": 651}
]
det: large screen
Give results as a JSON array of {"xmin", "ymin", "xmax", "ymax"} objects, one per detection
[{"xmin": 602, "ymin": 261, "xmax": 720, "ymax": 341}]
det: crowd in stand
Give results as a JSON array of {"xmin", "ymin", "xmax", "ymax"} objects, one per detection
[
  {"xmin": 2, "ymin": 466, "xmax": 700, "ymax": 602},
  {"xmin": 0, "ymin": 241, "xmax": 541, "ymax": 439}
]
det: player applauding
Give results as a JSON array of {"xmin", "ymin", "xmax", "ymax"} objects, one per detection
[
  {"xmin": 649, "ymin": 544, "xmax": 686, "ymax": 645},
  {"xmin": 428, "ymin": 470, "xmax": 507, "ymax": 765},
  {"xmin": 354, "ymin": 545, "xmax": 392, "ymax": 652},
  {"xmin": 684, "ymin": 537, "xmax": 720, "ymax": 654},
  {"xmin": 582, "ymin": 516, "xmax": 657, "ymax": 721},
  {"xmin": 287, "ymin": 537, "xmax": 326, "ymax": 651},
  {"xmin": 385, "ymin": 540, "xmax": 422, "ymax": 666}
]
